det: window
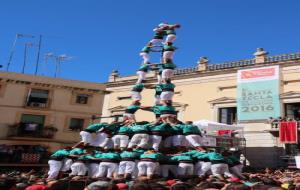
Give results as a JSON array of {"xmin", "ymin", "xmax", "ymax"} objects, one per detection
[
  {"xmin": 76, "ymin": 94, "xmax": 89, "ymax": 104},
  {"xmin": 218, "ymin": 107, "xmax": 237, "ymax": 125},
  {"xmin": 26, "ymin": 89, "xmax": 49, "ymax": 108},
  {"xmin": 69, "ymin": 118, "xmax": 84, "ymax": 131},
  {"xmin": 20, "ymin": 114, "xmax": 45, "ymax": 135},
  {"xmin": 285, "ymin": 103, "xmax": 300, "ymax": 121}
]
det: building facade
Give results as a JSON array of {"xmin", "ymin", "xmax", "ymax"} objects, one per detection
[
  {"xmin": 102, "ymin": 49, "xmax": 300, "ymax": 168},
  {"xmin": 0, "ymin": 72, "xmax": 106, "ymax": 152}
]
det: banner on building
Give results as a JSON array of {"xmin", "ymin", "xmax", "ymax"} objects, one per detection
[{"xmin": 237, "ymin": 66, "xmax": 281, "ymax": 121}]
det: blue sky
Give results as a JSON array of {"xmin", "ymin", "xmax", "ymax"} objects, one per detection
[{"xmin": 0, "ymin": 0, "xmax": 300, "ymax": 83}]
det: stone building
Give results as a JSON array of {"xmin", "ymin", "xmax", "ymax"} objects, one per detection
[
  {"xmin": 0, "ymin": 72, "xmax": 106, "ymax": 152},
  {"xmin": 102, "ymin": 48, "xmax": 300, "ymax": 168}
]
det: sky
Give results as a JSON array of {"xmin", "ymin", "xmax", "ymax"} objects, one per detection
[{"xmin": 0, "ymin": 0, "xmax": 300, "ymax": 83}]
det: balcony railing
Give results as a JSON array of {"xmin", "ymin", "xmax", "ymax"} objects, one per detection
[
  {"xmin": 7, "ymin": 123, "xmax": 58, "ymax": 139},
  {"xmin": 25, "ymin": 99, "xmax": 51, "ymax": 109}
]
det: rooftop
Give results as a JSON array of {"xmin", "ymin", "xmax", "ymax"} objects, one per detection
[{"xmin": 107, "ymin": 49, "xmax": 300, "ymax": 87}]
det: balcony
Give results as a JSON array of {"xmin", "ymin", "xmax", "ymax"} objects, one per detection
[
  {"xmin": 7, "ymin": 123, "xmax": 58, "ymax": 139},
  {"xmin": 25, "ymin": 89, "xmax": 51, "ymax": 109},
  {"xmin": 25, "ymin": 99, "xmax": 51, "ymax": 109}
]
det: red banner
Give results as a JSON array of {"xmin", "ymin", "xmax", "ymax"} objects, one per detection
[{"xmin": 279, "ymin": 121, "xmax": 298, "ymax": 144}]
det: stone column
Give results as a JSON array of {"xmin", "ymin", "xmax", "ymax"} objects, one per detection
[
  {"xmin": 197, "ymin": 56, "xmax": 209, "ymax": 71},
  {"xmin": 108, "ymin": 70, "xmax": 119, "ymax": 82},
  {"xmin": 254, "ymin": 48, "xmax": 268, "ymax": 64}
]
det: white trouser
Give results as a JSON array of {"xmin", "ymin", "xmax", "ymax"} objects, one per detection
[
  {"xmin": 137, "ymin": 161, "xmax": 157, "ymax": 176},
  {"xmin": 136, "ymin": 71, "xmax": 147, "ymax": 84},
  {"xmin": 185, "ymin": 135, "xmax": 202, "ymax": 147},
  {"xmin": 149, "ymin": 135, "xmax": 162, "ymax": 151},
  {"xmin": 88, "ymin": 163, "xmax": 99, "ymax": 178},
  {"xmin": 177, "ymin": 163, "xmax": 194, "ymax": 176},
  {"xmin": 150, "ymin": 38, "xmax": 163, "ymax": 45},
  {"xmin": 166, "ymin": 34, "xmax": 176, "ymax": 43},
  {"xmin": 195, "ymin": 161, "xmax": 211, "ymax": 177},
  {"xmin": 118, "ymin": 161, "xmax": 136, "ymax": 175},
  {"xmin": 128, "ymin": 134, "xmax": 149, "ymax": 149},
  {"xmin": 80, "ymin": 131, "xmax": 93, "ymax": 145},
  {"xmin": 211, "ymin": 163, "xmax": 232, "ymax": 177},
  {"xmin": 99, "ymin": 137, "xmax": 113, "ymax": 149},
  {"xmin": 48, "ymin": 160, "xmax": 62, "ymax": 179},
  {"xmin": 160, "ymin": 91, "xmax": 174, "ymax": 101},
  {"xmin": 139, "ymin": 52, "xmax": 150, "ymax": 64},
  {"xmin": 172, "ymin": 135, "xmax": 186, "ymax": 147},
  {"xmin": 131, "ymin": 91, "xmax": 141, "ymax": 101},
  {"xmin": 97, "ymin": 162, "xmax": 118, "ymax": 178},
  {"xmin": 91, "ymin": 132, "xmax": 108, "ymax": 147},
  {"xmin": 70, "ymin": 162, "xmax": 87, "ymax": 176},
  {"xmin": 162, "ymin": 69, "xmax": 174, "ymax": 80},
  {"xmin": 230, "ymin": 164, "xmax": 244, "ymax": 179},
  {"xmin": 60, "ymin": 158, "xmax": 73, "ymax": 172},
  {"xmin": 112, "ymin": 135, "xmax": 129, "ymax": 149},
  {"xmin": 154, "ymin": 95, "xmax": 161, "ymax": 105},
  {"xmin": 161, "ymin": 164, "xmax": 177, "ymax": 178},
  {"xmin": 123, "ymin": 113, "xmax": 135, "ymax": 121},
  {"xmin": 163, "ymin": 51, "xmax": 174, "ymax": 61}
]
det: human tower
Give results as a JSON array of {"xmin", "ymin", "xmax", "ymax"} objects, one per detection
[{"xmin": 47, "ymin": 23, "xmax": 244, "ymax": 182}]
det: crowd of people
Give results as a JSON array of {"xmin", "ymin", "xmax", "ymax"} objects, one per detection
[{"xmin": 1, "ymin": 168, "xmax": 300, "ymax": 190}]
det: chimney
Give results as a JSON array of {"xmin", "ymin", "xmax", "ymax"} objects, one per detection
[
  {"xmin": 197, "ymin": 56, "xmax": 209, "ymax": 71},
  {"xmin": 254, "ymin": 48, "xmax": 268, "ymax": 64},
  {"xmin": 108, "ymin": 70, "xmax": 119, "ymax": 82}
]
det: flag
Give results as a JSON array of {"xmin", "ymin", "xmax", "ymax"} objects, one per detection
[{"xmin": 279, "ymin": 121, "xmax": 298, "ymax": 143}]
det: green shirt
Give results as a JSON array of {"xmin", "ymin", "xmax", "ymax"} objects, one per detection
[
  {"xmin": 181, "ymin": 124, "xmax": 201, "ymax": 135},
  {"xmin": 207, "ymin": 152, "xmax": 225, "ymax": 161},
  {"xmin": 154, "ymin": 30, "xmax": 166, "ymax": 39},
  {"xmin": 50, "ymin": 149, "xmax": 69, "ymax": 159},
  {"xmin": 141, "ymin": 46, "xmax": 151, "ymax": 53},
  {"xmin": 102, "ymin": 123, "xmax": 118, "ymax": 134},
  {"xmin": 138, "ymin": 63, "xmax": 150, "ymax": 72},
  {"xmin": 226, "ymin": 155, "xmax": 241, "ymax": 166},
  {"xmin": 171, "ymin": 124, "xmax": 183, "ymax": 135},
  {"xmin": 93, "ymin": 152, "xmax": 103, "ymax": 159},
  {"xmin": 163, "ymin": 44, "xmax": 176, "ymax": 52},
  {"xmin": 182, "ymin": 150, "xmax": 208, "ymax": 160},
  {"xmin": 140, "ymin": 152, "xmax": 162, "ymax": 161},
  {"xmin": 166, "ymin": 29, "xmax": 176, "ymax": 35},
  {"xmin": 101, "ymin": 152, "xmax": 120, "ymax": 160},
  {"xmin": 171, "ymin": 155, "xmax": 193, "ymax": 162},
  {"xmin": 125, "ymin": 105, "xmax": 140, "ymax": 114},
  {"xmin": 149, "ymin": 123, "xmax": 170, "ymax": 133},
  {"xmin": 131, "ymin": 124, "xmax": 149, "ymax": 133},
  {"xmin": 159, "ymin": 105, "xmax": 176, "ymax": 115},
  {"xmin": 155, "ymin": 84, "xmax": 163, "ymax": 95},
  {"xmin": 162, "ymin": 62, "xmax": 176, "ymax": 69},
  {"xmin": 132, "ymin": 83, "xmax": 144, "ymax": 92},
  {"xmin": 161, "ymin": 83, "xmax": 175, "ymax": 91},
  {"xmin": 77, "ymin": 155, "xmax": 94, "ymax": 161},
  {"xmin": 85, "ymin": 123, "xmax": 108, "ymax": 133},
  {"xmin": 69, "ymin": 148, "xmax": 86, "ymax": 156},
  {"xmin": 120, "ymin": 151, "xmax": 140, "ymax": 159},
  {"xmin": 116, "ymin": 125, "xmax": 132, "ymax": 134}
]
